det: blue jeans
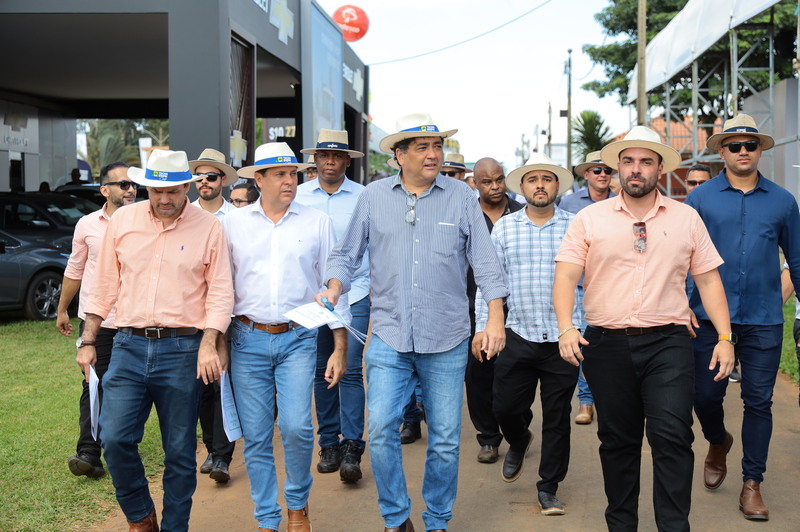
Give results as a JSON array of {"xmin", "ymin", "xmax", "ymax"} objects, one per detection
[
  {"xmin": 366, "ymin": 334, "xmax": 467, "ymax": 531},
  {"xmin": 230, "ymin": 319, "xmax": 317, "ymax": 530},
  {"xmin": 402, "ymin": 373, "xmax": 424, "ymax": 423},
  {"xmin": 576, "ymin": 320, "xmax": 593, "ymax": 405},
  {"xmin": 693, "ymin": 321, "xmax": 783, "ymax": 483},
  {"xmin": 100, "ymin": 331, "xmax": 203, "ymax": 532},
  {"xmin": 314, "ymin": 296, "xmax": 369, "ymax": 448}
]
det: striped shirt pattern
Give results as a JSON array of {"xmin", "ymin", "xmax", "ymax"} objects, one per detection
[
  {"xmin": 476, "ymin": 207, "xmax": 582, "ymax": 342},
  {"xmin": 327, "ymin": 173, "xmax": 508, "ymax": 353}
]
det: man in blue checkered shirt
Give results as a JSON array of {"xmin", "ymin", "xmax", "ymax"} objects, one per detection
[{"xmin": 475, "ymin": 152, "xmax": 582, "ymax": 517}]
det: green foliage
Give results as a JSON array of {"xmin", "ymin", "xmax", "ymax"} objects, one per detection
[
  {"xmin": 0, "ymin": 318, "xmax": 166, "ymax": 531},
  {"xmin": 79, "ymin": 119, "xmax": 170, "ymax": 177},
  {"xmin": 583, "ymin": 0, "xmax": 797, "ymax": 119},
  {"xmin": 368, "ymin": 151, "xmax": 394, "ymax": 179},
  {"xmin": 571, "ymin": 110, "xmax": 613, "ymax": 163},
  {"xmin": 781, "ymin": 297, "xmax": 799, "ymax": 384}
]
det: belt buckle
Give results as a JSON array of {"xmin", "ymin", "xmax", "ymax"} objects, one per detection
[
  {"xmin": 625, "ymin": 327, "xmax": 642, "ymax": 336},
  {"xmin": 144, "ymin": 327, "xmax": 163, "ymax": 339}
]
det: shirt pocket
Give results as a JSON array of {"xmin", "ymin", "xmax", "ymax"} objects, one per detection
[{"xmin": 432, "ymin": 223, "xmax": 459, "ymax": 257}]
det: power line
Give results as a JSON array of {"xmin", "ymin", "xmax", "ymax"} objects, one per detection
[{"xmin": 368, "ymin": 0, "xmax": 556, "ymax": 66}]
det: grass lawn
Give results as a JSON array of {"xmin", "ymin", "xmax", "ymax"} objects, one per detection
[
  {"xmin": 780, "ymin": 297, "xmax": 799, "ymax": 382},
  {"xmin": 0, "ymin": 317, "xmax": 165, "ymax": 532}
]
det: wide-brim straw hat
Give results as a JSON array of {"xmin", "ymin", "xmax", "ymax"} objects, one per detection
[
  {"xmin": 128, "ymin": 149, "xmax": 200, "ymax": 188},
  {"xmin": 237, "ymin": 142, "xmax": 311, "ymax": 178},
  {"xmin": 506, "ymin": 152, "xmax": 574, "ymax": 195},
  {"xmin": 600, "ymin": 126, "xmax": 682, "ymax": 174},
  {"xmin": 379, "ymin": 113, "xmax": 457, "ymax": 154},
  {"xmin": 574, "ymin": 150, "xmax": 616, "ymax": 176},
  {"xmin": 301, "ymin": 129, "xmax": 364, "ymax": 158},
  {"xmin": 705, "ymin": 113, "xmax": 774, "ymax": 151},
  {"xmin": 441, "ymin": 153, "xmax": 473, "ymax": 174},
  {"xmin": 189, "ymin": 148, "xmax": 238, "ymax": 186},
  {"xmin": 305, "ymin": 155, "xmax": 317, "ymax": 168}
]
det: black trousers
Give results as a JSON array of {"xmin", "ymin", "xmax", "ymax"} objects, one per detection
[
  {"xmin": 582, "ymin": 325, "xmax": 694, "ymax": 532},
  {"xmin": 465, "ymin": 332, "xmax": 503, "ymax": 447},
  {"xmin": 198, "ymin": 380, "xmax": 236, "ymax": 463},
  {"xmin": 492, "ymin": 329, "xmax": 578, "ymax": 494},
  {"xmin": 76, "ymin": 325, "xmax": 115, "ymax": 460}
]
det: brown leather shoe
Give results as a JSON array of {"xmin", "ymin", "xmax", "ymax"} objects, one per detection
[
  {"xmin": 287, "ymin": 503, "xmax": 312, "ymax": 531},
  {"xmin": 739, "ymin": 479, "xmax": 769, "ymax": 520},
  {"xmin": 574, "ymin": 404, "xmax": 594, "ymax": 425},
  {"xmin": 128, "ymin": 508, "xmax": 159, "ymax": 532},
  {"xmin": 703, "ymin": 431, "xmax": 733, "ymax": 489},
  {"xmin": 384, "ymin": 517, "xmax": 415, "ymax": 532},
  {"xmin": 477, "ymin": 444, "xmax": 499, "ymax": 463}
]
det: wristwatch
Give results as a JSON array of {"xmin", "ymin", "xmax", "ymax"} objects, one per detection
[
  {"xmin": 718, "ymin": 333, "xmax": 738, "ymax": 345},
  {"xmin": 76, "ymin": 337, "xmax": 96, "ymax": 348}
]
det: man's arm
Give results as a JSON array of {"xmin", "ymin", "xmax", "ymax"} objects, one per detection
[
  {"xmin": 781, "ymin": 266, "xmax": 794, "ymax": 305},
  {"xmin": 76, "ymin": 313, "xmax": 103, "ymax": 382},
  {"xmin": 693, "ymin": 268, "xmax": 735, "ymax": 381},
  {"xmin": 478, "ymin": 299, "xmax": 506, "ymax": 359},
  {"xmin": 56, "ymin": 277, "xmax": 81, "ymax": 336},
  {"xmin": 554, "ymin": 261, "xmax": 588, "ymax": 366},
  {"xmin": 197, "ymin": 328, "xmax": 226, "ymax": 385},
  {"xmin": 324, "ymin": 328, "xmax": 348, "ymax": 388}
]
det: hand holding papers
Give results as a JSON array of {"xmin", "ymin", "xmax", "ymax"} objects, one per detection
[
  {"xmin": 284, "ymin": 301, "xmax": 367, "ymax": 345},
  {"xmin": 89, "ymin": 366, "xmax": 100, "ymax": 440},
  {"xmin": 220, "ymin": 370, "xmax": 242, "ymax": 442}
]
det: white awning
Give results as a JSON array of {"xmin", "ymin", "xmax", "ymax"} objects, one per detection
[{"xmin": 627, "ymin": 0, "xmax": 783, "ymax": 104}]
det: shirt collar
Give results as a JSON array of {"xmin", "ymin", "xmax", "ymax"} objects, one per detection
[
  {"xmin": 391, "ymin": 172, "xmax": 444, "ymax": 197},
  {"xmin": 612, "ymin": 189, "xmax": 667, "ymax": 221},
  {"xmin": 309, "ymin": 177, "xmax": 357, "ymax": 195},
  {"xmin": 718, "ymin": 169, "xmax": 769, "ymax": 192},
  {"xmin": 100, "ymin": 203, "xmax": 112, "ymax": 221},
  {"xmin": 511, "ymin": 204, "xmax": 570, "ymax": 227},
  {"xmin": 253, "ymin": 199, "xmax": 300, "ymax": 223}
]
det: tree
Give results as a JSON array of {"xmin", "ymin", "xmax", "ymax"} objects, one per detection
[
  {"xmin": 78, "ymin": 119, "xmax": 171, "ymax": 176},
  {"xmin": 583, "ymin": 0, "xmax": 797, "ymax": 120},
  {"xmin": 571, "ymin": 110, "xmax": 613, "ymax": 163}
]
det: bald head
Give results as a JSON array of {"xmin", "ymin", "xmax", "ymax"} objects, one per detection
[{"xmin": 473, "ymin": 157, "xmax": 507, "ymax": 206}]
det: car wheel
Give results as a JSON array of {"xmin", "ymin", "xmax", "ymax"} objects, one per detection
[{"xmin": 24, "ymin": 271, "xmax": 62, "ymax": 320}]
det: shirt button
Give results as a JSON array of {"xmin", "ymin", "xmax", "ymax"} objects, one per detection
[
  {"xmin": 414, "ymin": 283, "xmax": 418, "ymax": 287},
  {"xmin": 635, "ymin": 290, "xmax": 641, "ymax": 294},
  {"xmin": 412, "ymin": 307, "xmax": 416, "ymax": 311},
  {"xmin": 414, "ymin": 261, "xmax": 419, "ymax": 264},
  {"xmin": 637, "ymin": 266, "xmax": 643, "ymax": 271},
  {"xmin": 415, "ymin": 239, "xmax": 419, "ymax": 243}
]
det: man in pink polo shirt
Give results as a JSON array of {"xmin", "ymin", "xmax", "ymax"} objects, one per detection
[
  {"xmin": 79, "ymin": 150, "xmax": 233, "ymax": 532},
  {"xmin": 553, "ymin": 126, "xmax": 735, "ymax": 532}
]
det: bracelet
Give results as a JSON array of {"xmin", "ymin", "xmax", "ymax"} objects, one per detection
[{"xmin": 557, "ymin": 325, "xmax": 577, "ymax": 339}]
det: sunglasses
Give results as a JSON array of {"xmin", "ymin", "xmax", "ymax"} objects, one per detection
[
  {"xmin": 405, "ymin": 193, "xmax": 417, "ymax": 225},
  {"xmin": 231, "ymin": 198, "xmax": 254, "ymax": 206},
  {"xmin": 633, "ymin": 222, "xmax": 647, "ymax": 253},
  {"xmin": 722, "ymin": 140, "xmax": 760, "ymax": 153},
  {"xmin": 591, "ymin": 166, "xmax": 614, "ymax": 175},
  {"xmin": 196, "ymin": 172, "xmax": 223, "ymax": 182},
  {"xmin": 686, "ymin": 180, "xmax": 707, "ymax": 187},
  {"xmin": 441, "ymin": 171, "xmax": 460, "ymax": 177},
  {"xmin": 105, "ymin": 181, "xmax": 139, "ymax": 191}
]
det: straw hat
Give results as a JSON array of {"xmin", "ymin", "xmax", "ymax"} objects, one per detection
[
  {"xmin": 441, "ymin": 153, "xmax": 473, "ymax": 174},
  {"xmin": 705, "ymin": 113, "xmax": 774, "ymax": 151},
  {"xmin": 128, "ymin": 149, "xmax": 199, "ymax": 188},
  {"xmin": 378, "ymin": 113, "xmax": 457, "ymax": 154},
  {"xmin": 188, "ymin": 148, "xmax": 238, "ymax": 186},
  {"xmin": 506, "ymin": 152, "xmax": 574, "ymax": 195},
  {"xmin": 306, "ymin": 155, "xmax": 317, "ymax": 168},
  {"xmin": 600, "ymin": 126, "xmax": 682, "ymax": 173},
  {"xmin": 237, "ymin": 142, "xmax": 311, "ymax": 178},
  {"xmin": 301, "ymin": 129, "xmax": 364, "ymax": 158},
  {"xmin": 574, "ymin": 150, "xmax": 616, "ymax": 176}
]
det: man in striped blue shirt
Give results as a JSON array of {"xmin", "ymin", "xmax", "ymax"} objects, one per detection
[
  {"xmin": 475, "ymin": 153, "xmax": 582, "ymax": 517},
  {"xmin": 317, "ymin": 113, "xmax": 508, "ymax": 532}
]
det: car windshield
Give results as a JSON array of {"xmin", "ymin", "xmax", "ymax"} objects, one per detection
[{"xmin": 42, "ymin": 197, "xmax": 98, "ymax": 225}]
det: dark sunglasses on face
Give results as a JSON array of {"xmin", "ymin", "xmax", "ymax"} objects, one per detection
[
  {"xmin": 441, "ymin": 171, "xmax": 459, "ymax": 177},
  {"xmin": 105, "ymin": 181, "xmax": 139, "ymax": 191},
  {"xmin": 591, "ymin": 166, "xmax": 614, "ymax": 175},
  {"xmin": 196, "ymin": 172, "xmax": 222, "ymax": 182},
  {"xmin": 686, "ymin": 180, "xmax": 707, "ymax": 187},
  {"xmin": 231, "ymin": 198, "xmax": 254, "ymax": 206},
  {"xmin": 722, "ymin": 140, "xmax": 760, "ymax": 153}
]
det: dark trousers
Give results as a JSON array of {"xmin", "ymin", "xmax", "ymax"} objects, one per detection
[
  {"xmin": 492, "ymin": 329, "xmax": 577, "ymax": 494},
  {"xmin": 198, "ymin": 380, "xmax": 235, "ymax": 464},
  {"xmin": 692, "ymin": 320, "xmax": 782, "ymax": 483},
  {"xmin": 582, "ymin": 325, "xmax": 694, "ymax": 532},
  {"xmin": 465, "ymin": 333, "xmax": 503, "ymax": 447},
  {"xmin": 76, "ymin": 325, "xmax": 115, "ymax": 460}
]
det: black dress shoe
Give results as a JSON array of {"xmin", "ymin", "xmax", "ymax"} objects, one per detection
[
  {"xmin": 384, "ymin": 517, "xmax": 415, "ymax": 532},
  {"xmin": 400, "ymin": 422, "xmax": 422, "ymax": 444},
  {"xmin": 317, "ymin": 444, "xmax": 342, "ymax": 473},
  {"xmin": 199, "ymin": 453, "xmax": 214, "ymax": 474},
  {"xmin": 502, "ymin": 430, "xmax": 532, "ymax": 483},
  {"xmin": 538, "ymin": 490, "xmax": 565, "ymax": 515},
  {"xmin": 209, "ymin": 458, "xmax": 231, "ymax": 483},
  {"xmin": 477, "ymin": 444, "xmax": 499, "ymax": 463},
  {"xmin": 339, "ymin": 440, "xmax": 363, "ymax": 483},
  {"xmin": 68, "ymin": 453, "xmax": 106, "ymax": 478}
]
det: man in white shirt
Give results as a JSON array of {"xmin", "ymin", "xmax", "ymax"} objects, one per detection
[
  {"xmin": 222, "ymin": 142, "xmax": 350, "ymax": 532},
  {"xmin": 190, "ymin": 148, "xmax": 237, "ymax": 219}
]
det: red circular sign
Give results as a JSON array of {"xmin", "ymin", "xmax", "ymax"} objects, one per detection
[{"xmin": 332, "ymin": 5, "xmax": 369, "ymax": 42}]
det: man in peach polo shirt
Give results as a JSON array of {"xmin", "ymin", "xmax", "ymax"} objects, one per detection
[
  {"xmin": 553, "ymin": 126, "xmax": 734, "ymax": 532},
  {"xmin": 79, "ymin": 150, "xmax": 233, "ymax": 532}
]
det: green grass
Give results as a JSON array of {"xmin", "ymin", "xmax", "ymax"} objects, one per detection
[
  {"xmin": 781, "ymin": 297, "xmax": 799, "ymax": 383},
  {"xmin": 0, "ymin": 317, "xmax": 165, "ymax": 532}
]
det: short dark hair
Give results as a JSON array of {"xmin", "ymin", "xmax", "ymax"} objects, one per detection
[
  {"xmin": 99, "ymin": 162, "xmax": 130, "ymax": 185},
  {"xmin": 392, "ymin": 136, "xmax": 445, "ymax": 154},
  {"xmin": 232, "ymin": 182, "xmax": 260, "ymax": 203},
  {"xmin": 687, "ymin": 163, "xmax": 712, "ymax": 176}
]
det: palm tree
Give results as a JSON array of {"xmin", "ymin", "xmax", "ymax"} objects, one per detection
[{"xmin": 572, "ymin": 110, "xmax": 613, "ymax": 163}]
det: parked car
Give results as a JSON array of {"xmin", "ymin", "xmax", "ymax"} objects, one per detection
[
  {"xmin": 55, "ymin": 183, "xmax": 148, "ymax": 206},
  {"xmin": 0, "ymin": 229, "xmax": 69, "ymax": 320},
  {"xmin": 0, "ymin": 192, "xmax": 99, "ymax": 253}
]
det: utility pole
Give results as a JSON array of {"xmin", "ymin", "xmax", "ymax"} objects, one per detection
[
  {"xmin": 566, "ymin": 48, "xmax": 573, "ymax": 170},
  {"xmin": 637, "ymin": 0, "xmax": 647, "ymax": 125},
  {"xmin": 547, "ymin": 102, "xmax": 553, "ymax": 157}
]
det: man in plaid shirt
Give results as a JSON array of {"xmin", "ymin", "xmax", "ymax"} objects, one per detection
[{"xmin": 474, "ymin": 153, "xmax": 582, "ymax": 516}]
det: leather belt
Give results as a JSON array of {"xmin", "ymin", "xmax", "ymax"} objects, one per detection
[
  {"xmin": 599, "ymin": 324, "xmax": 677, "ymax": 336},
  {"xmin": 236, "ymin": 315, "xmax": 297, "ymax": 334},
  {"xmin": 120, "ymin": 327, "xmax": 199, "ymax": 339}
]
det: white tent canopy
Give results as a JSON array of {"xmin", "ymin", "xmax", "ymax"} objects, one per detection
[{"xmin": 627, "ymin": 0, "xmax": 782, "ymax": 104}]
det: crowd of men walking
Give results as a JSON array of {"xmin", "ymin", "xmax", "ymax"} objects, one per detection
[{"xmin": 56, "ymin": 111, "xmax": 800, "ymax": 532}]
